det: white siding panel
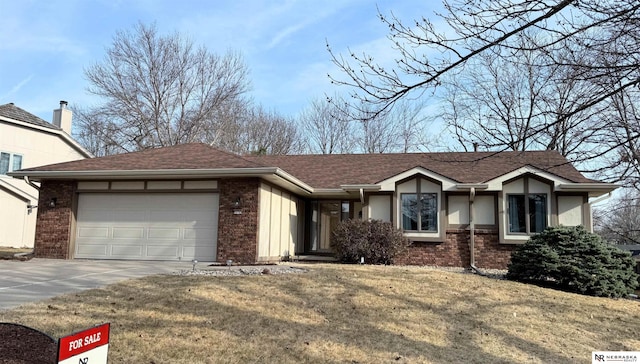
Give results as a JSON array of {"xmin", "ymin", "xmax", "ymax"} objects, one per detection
[
  {"xmin": 369, "ymin": 195, "xmax": 391, "ymax": 221},
  {"xmin": 448, "ymin": 195, "xmax": 469, "ymax": 225},
  {"xmin": 269, "ymin": 190, "xmax": 283, "ymax": 257},
  {"xmin": 257, "ymin": 183, "xmax": 301, "ymax": 260},
  {"xmin": 258, "ymin": 185, "xmax": 272, "ymax": 258},
  {"xmin": 475, "ymin": 195, "xmax": 496, "ymax": 225},
  {"xmin": 558, "ymin": 196, "xmax": 584, "ymax": 226}
]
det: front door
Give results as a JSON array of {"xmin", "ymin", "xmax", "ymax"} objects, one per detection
[{"xmin": 308, "ymin": 201, "xmax": 350, "ymax": 253}]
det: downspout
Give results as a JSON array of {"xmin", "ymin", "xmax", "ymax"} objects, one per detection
[
  {"xmin": 24, "ymin": 176, "xmax": 40, "ymax": 212},
  {"xmin": 469, "ymin": 187, "xmax": 478, "ymax": 271},
  {"xmin": 24, "ymin": 176, "xmax": 40, "ymax": 191}
]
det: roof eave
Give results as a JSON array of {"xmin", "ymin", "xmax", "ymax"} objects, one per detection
[
  {"xmin": 557, "ymin": 183, "xmax": 621, "ymax": 197},
  {"xmin": 9, "ymin": 167, "xmax": 281, "ymax": 181}
]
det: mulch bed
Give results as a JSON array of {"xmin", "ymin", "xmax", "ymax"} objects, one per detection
[{"xmin": 0, "ymin": 323, "xmax": 57, "ymax": 363}]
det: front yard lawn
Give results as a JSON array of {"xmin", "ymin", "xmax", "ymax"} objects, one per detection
[{"xmin": 1, "ymin": 264, "xmax": 638, "ymax": 363}]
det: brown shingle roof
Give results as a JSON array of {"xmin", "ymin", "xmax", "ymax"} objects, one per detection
[
  {"xmin": 20, "ymin": 143, "xmax": 263, "ymax": 171},
  {"xmin": 19, "ymin": 143, "xmax": 595, "ymax": 188},
  {"xmin": 246, "ymin": 150, "xmax": 594, "ymax": 188},
  {"xmin": 0, "ymin": 103, "xmax": 59, "ymax": 130}
]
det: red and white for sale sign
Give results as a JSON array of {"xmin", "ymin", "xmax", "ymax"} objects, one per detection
[{"xmin": 58, "ymin": 323, "xmax": 110, "ymax": 364}]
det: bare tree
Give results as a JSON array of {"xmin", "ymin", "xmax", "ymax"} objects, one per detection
[
  {"xmin": 208, "ymin": 102, "xmax": 303, "ymax": 155},
  {"xmin": 595, "ymin": 189, "xmax": 640, "ymax": 244},
  {"xmin": 299, "ymin": 95, "xmax": 354, "ymax": 154},
  {"xmin": 76, "ymin": 22, "xmax": 250, "ymax": 154},
  {"xmin": 328, "ymin": 0, "xmax": 640, "ymax": 182}
]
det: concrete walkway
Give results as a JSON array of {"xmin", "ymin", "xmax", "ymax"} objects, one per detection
[{"xmin": 0, "ymin": 258, "xmax": 209, "ymax": 310}]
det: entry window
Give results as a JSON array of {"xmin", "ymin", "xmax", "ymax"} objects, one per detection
[
  {"xmin": 508, "ymin": 194, "xmax": 547, "ymax": 234},
  {"xmin": 0, "ymin": 152, "xmax": 22, "ymax": 175},
  {"xmin": 401, "ymin": 193, "xmax": 437, "ymax": 232}
]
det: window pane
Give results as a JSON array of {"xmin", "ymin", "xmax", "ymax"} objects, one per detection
[
  {"xmin": 0, "ymin": 153, "xmax": 9, "ymax": 174},
  {"xmin": 508, "ymin": 195, "xmax": 526, "ymax": 233},
  {"xmin": 420, "ymin": 193, "xmax": 438, "ymax": 231},
  {"xmin": 341, "ymin": 201, "xmax": 350, "ymax": 221},
  {"xmin": 529, "ymin": 194, "xmax": 547, "ymax": 233},
  {"xmin": 12, "ymin": 154, "xmax": 22, "ymax": 171},
  {"xmin": 401, "ymin": 194, "xmax": 418, "ymax": 230}
]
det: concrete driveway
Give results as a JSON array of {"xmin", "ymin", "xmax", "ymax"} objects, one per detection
[{"xmin": 0, "ymin": 258, "xmax": 198, "ymax": 310}]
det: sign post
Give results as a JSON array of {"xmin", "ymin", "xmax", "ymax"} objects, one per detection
[{"xmin": 57, "ymin": 323, "xmax": 110, "ymax": 364}]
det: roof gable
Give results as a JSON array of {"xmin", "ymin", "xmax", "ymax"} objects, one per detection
[{"xmin": 0, "ymin": 103, "xmax": 59, "ymax": 130}]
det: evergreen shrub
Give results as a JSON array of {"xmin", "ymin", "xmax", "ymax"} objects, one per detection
[{"xmin": 507, "ymin": 225, "xmax": 639, "ymax": 297}]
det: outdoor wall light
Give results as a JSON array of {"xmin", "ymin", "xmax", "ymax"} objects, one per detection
[
  {"xmin": 231, "ymin": 196, "xmax": 242, "ymax": 209},
  {"xmin": 48, "ymin": 198, "xmax": 57, "ymax": 208}
]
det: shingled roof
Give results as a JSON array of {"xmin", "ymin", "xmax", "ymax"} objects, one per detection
[
  {"xmin": 0, "ymin": 103, "xmax": 59, "ymax": 130},
  {"xmin": 17, "ymin": 143, "xmax": 596, "ymax": 188},
  {"xmin": 246, "ymin": 151, "xmax": 595, "ymax": 188}
]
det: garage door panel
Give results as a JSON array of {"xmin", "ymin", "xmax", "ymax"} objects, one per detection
[
  {"xmin": 76, "ymin": 193, "xmax": 218, "ymax": 261},
  {"xmin": 148, "ymin": 228, "xmax": 181, "ymax": 239},
  {"xmin": 147, "ymin": 245, "xmax": 179, "ymax": 258},
  {"xmin": 184, "ymin": 227, "xmax": 217, "ymax": 240},
  {"xmin": 77, "ymin": 244, "xmax": 108, "ymax": 257},
  {"xmin": 111, "ymin": 244, "xmax": 144, "ymax": 258},
  {"xmin": 112, "ymin": 228, "xmax": 145, "ymax": 239},
  {"xmin": 77, "ymin": 227, "xmax": 109, "ymax": 238}
]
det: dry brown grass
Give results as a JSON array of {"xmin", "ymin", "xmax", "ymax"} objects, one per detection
[{"xmin": 1, "ymin": 263, "xmax": 638, "ymax": 363}]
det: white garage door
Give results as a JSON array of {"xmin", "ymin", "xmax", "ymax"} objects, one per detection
[{"xmin": 75, "ymin": 193, "xmax": 219, "ymax": 261}]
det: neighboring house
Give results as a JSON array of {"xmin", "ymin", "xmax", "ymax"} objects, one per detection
[
  {"xmin": 9, "ymin": 143, "xmax": 618, "ymax": 268},
  {"xmin": 0, "ymin": 102, "xmax": 92, "ymax": 248}
]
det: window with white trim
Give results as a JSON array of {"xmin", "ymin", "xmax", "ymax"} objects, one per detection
[
  {"xmin": 401, "ymin": 193, "xmax": 437, "ymax": 232},
  {"xmin": 508, "ymin": 194, "xmax": 547, "ymax": 234},
  {"xmin": 0, "ymin": 152, "xmax": 23, "ymax": 175}
]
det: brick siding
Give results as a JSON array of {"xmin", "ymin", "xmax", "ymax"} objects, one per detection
[
  {"xmin": 34, "ymin": 180, "xmax": 75, "ymax": 259},
  {"xmin": 395, "ymin": 229, "xmax": 517, "ymax": 269},
  {"xmin": 216, "ymin": 178, "xmax": 260, "ymax": 264}
]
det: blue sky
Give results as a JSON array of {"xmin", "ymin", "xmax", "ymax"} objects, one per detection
[{"xmin": 0, "ymin": 1, "xmax": 440, "ymax": 124}]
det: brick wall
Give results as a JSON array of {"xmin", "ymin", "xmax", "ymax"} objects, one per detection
[
  {"xmin": 217, "ymin": 178, "xmax": 260, "ymax": 264},
  {"xmin": 34, "ymin": 180, "xmax": 75, "ymax": 259},
  {"xmin": 394, "ymin": 229, "xmax": 517, "ymax": 269},
  {"xmin": 473, "ymin": 229, "xmax": 516, "ymax": 269}
]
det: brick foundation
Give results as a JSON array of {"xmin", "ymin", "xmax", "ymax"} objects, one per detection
[
  {"xmin": 395, "ymin": 229, "xmax": 517, "ymax": 269},
  {"xmin": 34, "ymin": 181, "xmax": 75, "ymax": 259},
  {"xmin": 216, "ymin": 178, "xmax": 260, "ymax": 264}
]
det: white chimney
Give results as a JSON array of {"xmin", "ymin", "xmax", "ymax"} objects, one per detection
[{"xmin": 52, "ymin": 100, "xmax": 72, "ymax": 134}]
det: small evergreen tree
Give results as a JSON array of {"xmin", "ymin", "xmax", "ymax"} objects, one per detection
[
  {"xmin": 331, "ymin": 219, "xmax": 409, "ymax": 264},
  {"xmin": 507, "ymin": 226, "xmax": 639, "ymax": 298}
]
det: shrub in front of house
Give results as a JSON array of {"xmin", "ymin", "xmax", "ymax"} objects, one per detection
[
  {"xmin": 331, "ymin": 219, "xmax": 410, "ymax": 265},
  {"xmin": 507, "ymin": 225, "xmax": 639, "ymax": 298}
]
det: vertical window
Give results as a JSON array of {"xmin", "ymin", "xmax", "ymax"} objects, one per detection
[
  {"xmin": 0, "ymin": 152, "xmax": 23, "ymax": 175},
  {"xmin": 12, "ymin": 154, "xmax": 22, "ymax": 171},
  {"xmin": 401, "ymin": 193, "xmax": 437, "ymax": 232},
  {"xmin": 508, "ymin": 194, "xmax": 547, "ymax": 234},
  {"xmin": 0, "ymin": 153, "xmax": 9, "ymax": 174}
]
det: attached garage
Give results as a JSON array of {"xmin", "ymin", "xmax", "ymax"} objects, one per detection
[{"xmin": 75, "ymin": 193, "xmax": 219, "ymax": 261}]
